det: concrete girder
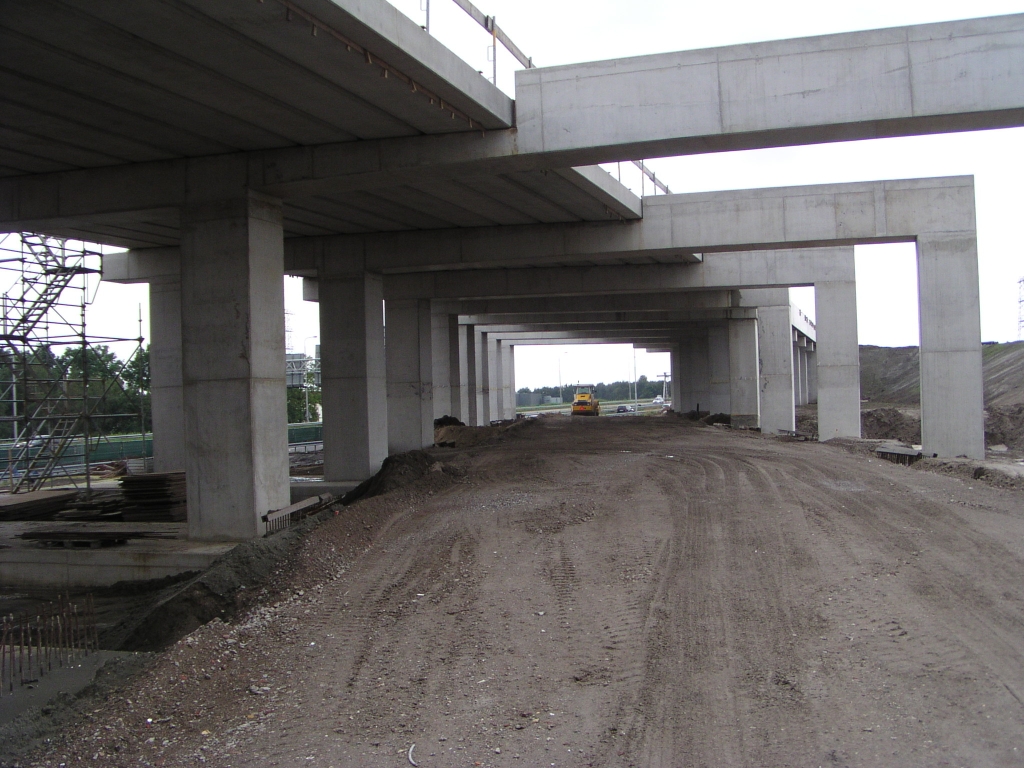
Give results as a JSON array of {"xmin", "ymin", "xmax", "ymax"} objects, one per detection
[
  {"xmin": 516, "ymin": 14, "xmax": 1024, "ymax": 162},
  {"xmin": 471, "ymin": 313, "xmax": 758, "ymax": 333},
  {"xmin": 382, "ymin": 248, "xmax": 856, "ymax": 301},
  {"xmin": 6, "ymin": 12, "xmax": 1021, "ymax": 232},
  {"xmin": 294, "ymin": 176, "xmax": 972, "ymax": 277}
]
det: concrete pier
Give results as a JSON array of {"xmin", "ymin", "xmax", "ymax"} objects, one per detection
[
  {"xmin": 756, "ymin": 306, "xmax": 795, "ymax": 434},
  {"xmin": 708, "ymin": 324, "xmax": 731, "ymax": 414},
  {"xmin": 180, "ymin": 187, "xmax": 289, "ymax": 541},
  {"xmin": 449, "ymin": 315, "xmax": 470, "ymax": 423},
  {"xmin": 728, "ymin": 319, "xmax": 760, "ymax": 428},
  {"xmin": 148, "ymin": 278, "xmax": 185, "ymax": 473},
  {"xmin": 386, "ymin": 299, "xmax": 434, "ymax": 452},
  {"xmin": 917, "ymin": 234, "xmax": 985, "ymax": 459},
  {"xmin": 501, "ymin": 342, "xmax": 515, "ymax": 419},
  {"xmin": 815, "ymin": 274, "xmax": 861, "ymax": 440},
  {"xmin": 320, "ymin": 272, "xmax": 388, "ymax": 480},
  {"xmin": 465, "ymin": 325, "xmax": 482, "ymax": 426}
]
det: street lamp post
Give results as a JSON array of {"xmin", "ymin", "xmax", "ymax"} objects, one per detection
[{"xmin": 303, "ymin": 336, "xmax": 318, "ymax": 423}]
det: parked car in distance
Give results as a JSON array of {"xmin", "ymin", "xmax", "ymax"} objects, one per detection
[
  {"xmin": 652, "ymin": 396, "xmax": 664, "ymax": 404},
  {"xmin": 615, "ymin": 405, "xmax": 635, "ymax": 413}
]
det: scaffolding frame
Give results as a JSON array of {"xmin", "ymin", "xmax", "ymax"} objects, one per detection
[{"xmin": 0, "ymin": 234, "xmax": 147, "ymax": 494}]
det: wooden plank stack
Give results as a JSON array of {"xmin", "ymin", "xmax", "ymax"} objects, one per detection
[
  {"xmin": 0, "ymin": 489, "xmax": 78, "ymax": 521},
  {"xmin": 119, "ymin": 472, "xmax": 186, "ymax": 522}
]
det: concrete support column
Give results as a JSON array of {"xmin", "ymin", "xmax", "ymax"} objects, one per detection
[
  {"xmin": 449, "ymin": 317, "xmax": 470, "ymax": 423},
  {"xmin": 793, "ymin": 343, "xmax": 806, "ymax": 406},
  {"xmin": 180, "ymin": 187, "xmax": 289, "ymax": 540},
  {"xmin": 320, "ymin": 272, "xmax": 387, "ymax": 481},
  {"xmin": 483, "ymin": 334, "xmax": 499, "ymax": 423},
  {"xmin": 801, "ymin": 346, "xmax": 811, "ymax": 405},
  {"xmin": 149, "ymin": 279, "xmax": 185, "ymax": 473},
  {"xmin": 467, "ymin": 326, "xmax": 484, "ymax": 426},
  {"xmin": 501, "ymin": 342, "xmax": 515, "ymax": 419},
  {"xmin": 430, "ymin": 303, "xmax": 452, "ymax": 421},
  {"xmin": 807, "ymin": 346, "xmax": 818, "ymax": 404},
  {"xmin": 917, "ymin": 234, "xmax": 985, "ymax": 458},
  {"xmin": 815, "ymin": 277, "xmax": 860, "ymax": 439},
  {"xmin": 478, "ymin": 331, "xmax": 495, "ymax": 424},
  {"xmin": 708, "ymin": 323, "xmax": 731, "ymax": 414},
  {"xmin": 386, "ymin": 299, "xmax": 433, "ymax": 452},
  {"xmin": 669, "ymin": 345, "xmax": 683, "ymax": 413},
  {"xmin": 672, "ymin": 330, "xmax": 710, "ymax": 413},
  {"xmin": 728, "ymin": 318, "xmax": 760, "ymax": 428},
  {"xmin": 756, "ymin": 307, "xmax": 795, "ymax": 433}
]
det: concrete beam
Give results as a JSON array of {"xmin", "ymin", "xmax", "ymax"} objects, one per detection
[
  {"xmin": 472, "ymin": 315, "xmax": 756, "ymax": 334},
  {"xmin": 454, "ymin": 291, "xmax": 739, "ymax": 316},
  {"xmin": 516, "ymin": 14, "xmax": 1024, "ymax": 163},
  {"xmin": 383, "ymin": 247, "xmax": 856, "ymax": 300},
  {"xmin": 311, "ymin": 176, "xmax": 971, "ymax": 277},
  {"xmin": 7, "ymin": 12, "xmax": 1020, "ymax": 230}
]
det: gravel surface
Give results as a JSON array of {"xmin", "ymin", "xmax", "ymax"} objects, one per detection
[{"xmin": 20, "ymin": 415, "xmax": 1024, "ymax": 767}]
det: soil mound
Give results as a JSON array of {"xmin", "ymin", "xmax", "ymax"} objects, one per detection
[
  {"xmin": 433, "ymin": 414, "xmax": 465, "ymax": 428},
  {"xmin": 341, "ymin": 450, "xmax": 440, "ymax": 505},
  {"xmin": 985, "ymin": 405, "xmax": 1024, "ymax": 450},
  {"xmin": 434, "ymin": 416, "xmax": 537, "ymax": 448},
  {"xmin": 861, "ymin": 407, "xmax": 921, "ymax": 444}
]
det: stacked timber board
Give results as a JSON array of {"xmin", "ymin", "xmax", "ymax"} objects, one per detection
[
  {"xmin": 0, "ymin": 489, "xmax": 78, "ymax": 520},
  {"xmin": 120, "ymin": 472, "xmax": 187, "ymax": 522}
]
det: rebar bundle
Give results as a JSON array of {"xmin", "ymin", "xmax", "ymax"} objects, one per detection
[{"xmin": 0, "ymin": 594, "xmax": 99, "ymax": 694}]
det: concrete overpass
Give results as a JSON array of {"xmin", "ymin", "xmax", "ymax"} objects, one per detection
[{"xmin": 3, "ymin": 1, "xmax": 1017, "ymax": 541}]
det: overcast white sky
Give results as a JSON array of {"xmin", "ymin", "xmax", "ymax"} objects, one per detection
[{"xmin": 18, "ymin": 0, "xmax": 1024, "ymax": 391}]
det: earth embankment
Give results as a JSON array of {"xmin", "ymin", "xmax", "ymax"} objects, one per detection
[{"xmin": 25, "ymin": 416, "xmax": 1024, "ymax": 768}]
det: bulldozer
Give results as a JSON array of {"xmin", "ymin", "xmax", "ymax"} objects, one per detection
[{"xmin": 570, "ymin": 384, "xmax": 600, "ymax": 416}]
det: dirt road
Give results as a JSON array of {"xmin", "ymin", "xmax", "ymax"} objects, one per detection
[{"xmin": 31, "ymin": 416, "xmax": 1024, "ymax": 767}]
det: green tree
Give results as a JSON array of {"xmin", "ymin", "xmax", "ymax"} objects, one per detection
[{"xmin": 287, "ymin": 369, "xmax": 321, "ymax": 424}]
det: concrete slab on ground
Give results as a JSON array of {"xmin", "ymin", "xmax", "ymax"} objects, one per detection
[{"xmin": 0, "ymin": 522, "xmax": 234, "ymax": 588}]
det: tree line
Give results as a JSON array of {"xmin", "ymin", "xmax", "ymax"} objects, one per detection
[
  {"xmin": 519, "ymin": 375, "xmax": 667, "ymax": 403},
  {"xmin": 1, "ymin": 344, "xmax": 151, "ymax": 439}
]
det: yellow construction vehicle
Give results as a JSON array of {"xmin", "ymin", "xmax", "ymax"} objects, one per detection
[{"xmin": 571, "ymin": 384, "xmax": 600, "ymax": 416}]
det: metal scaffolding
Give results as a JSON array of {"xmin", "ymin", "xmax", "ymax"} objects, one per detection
[{"xmin": 0, "ymin": 234, "xmax": 146, "ymax": 494}]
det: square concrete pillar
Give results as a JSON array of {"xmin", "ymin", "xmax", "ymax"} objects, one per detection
[
  {"xmin": 815, "ymin": 278, "xmax": 861, "ymax": 440},
  {"xmin": 481, "ymin": 332, "xmax": 498, "ymax": 424},
  {"xmin": 466, "ymin": 325, "xmax": 482, "ymax": 426},
  {"xmin": 793, "ymin": 343, "xmax": 807, "ymax": 406},
  {"xmin": 729, "ymin": 318, "xmax": 761, "ymax": 429},
  {"xmin": 917, "ymin": 234, "xmax": 985, "ymax": 459},
  {"xmin": 430, "ymin": 303, "xmax": 452, "ymax": 421},
  {"xmin": 386, "ymin": 298, "xmax": 434, "ymax": 452},
  {"xmin": 675, "ymin": 331, "xmax": 710, "ymax": 413},
  {"xmin": 449, "ymin": 317, "xmax": 469, "ymax": 423},
  {"xmin": 708, "ymin": 323, "xmax": 731, "ymax": 414},
  {"xmin": 669, "ymin": 345, "xmax": 682, "ymax": 412},
  {"xmin": 691, "ymin": 330, "xmax": 711, "ymax": 413},
  {"xmin": 801, "ymin": 346, "xmax": 811, "ymax": 406},
  {"xmin": 755, "ymin": 307, "xmax": 794, "ymax": 433},
  {"xmin": 807, "ymin": 346, "xmax": 818, "ymax": 404},
  {"xmin": 180, "ymin": 188, "xmax": 289, "ymax": 540},
  {"xmin": 493, "ymin": 339, "xmax": 505, "ymax": 420},
  {"xmin": 320, "ymin": 272, "xmax": 387, "ymax": 481},
  {"xmin": 149, "ymin": 279, "xmax": 185, "ymax": 473},
  {"xmin": 500, "ymin": 342, "xmax": 515, "ymax": 419}
]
